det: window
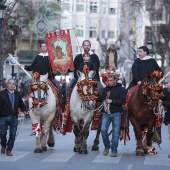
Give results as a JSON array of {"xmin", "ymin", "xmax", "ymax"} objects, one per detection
[
  {"xmin": 89, "ymin": 30, "xmax": 97, "ymax": 38},
  {"xmin": 76, "ymin": 4, "xmax": 84, "ymax": 12},
  {"xmin": 151, "ymin": 9, "xmax": 163, "ymax": 21},
  {"xmin": 108, "ymin": 31, "xmax": 115, "ymax": 38},
  {"xmin": 102, "ymin": 30, "xmax": 105, "ymax": 38},
  {"xmin": 108, "ymin": 8, "xmax": 116, "ymax": 15},
  {"xmin": 90, "ymin": 6, "xmax": 97, "ymax": 13}
]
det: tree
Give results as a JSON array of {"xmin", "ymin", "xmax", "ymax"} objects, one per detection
[{"xmin": 0, "ymin": 0, "xmax": 61, "ymax": 86}]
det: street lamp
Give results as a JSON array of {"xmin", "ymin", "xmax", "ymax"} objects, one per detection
[{"xmin": 0, "ymin": 2, "xmax": 7, "ymax": 88}]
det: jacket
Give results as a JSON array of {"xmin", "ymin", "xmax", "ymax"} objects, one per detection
[
  {"xmin": 0, "ymin": 89, "xmax": 26, "ymax": 118},
  {"xmin": 101, "ymin": 83, "xmax": 126, "ymax": 113}
]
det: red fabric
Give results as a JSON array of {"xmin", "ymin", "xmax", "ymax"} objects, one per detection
[
  {"xmin": 91, "ymin": 102, "xmax": 102, "ymax": 130},
  {"xmin": 46, "ymin": 30, "xmax": 74, "ymax": 74},
  {"xmin": 61, "ymin": 94, "xmax": 73, "ymax": 135},
  {"xmin": 124, "ymin": 85, "xmax": 138, "ymax": 110}
]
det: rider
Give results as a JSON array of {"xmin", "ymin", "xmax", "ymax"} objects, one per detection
[
  {"xmin": 79, "ymin": 53, "xmax": 97, "ymax": 73},
  {"xmin": 127, "ymin": 46, "xmax": 161, "ymax": 90},
  {"xmin": 20, "ymin": 41, "xmax": 62, "ymax": 104},
  {"xmin": 67, "ymin": 40, "xmax": 103, "ymax": 93}
]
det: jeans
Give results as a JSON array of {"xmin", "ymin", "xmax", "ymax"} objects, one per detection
[
  {"xmin": 101, "ymin": 112, "xmax": 121, "ymax": 154},
  {"xmin": 0, "ymin": 116, "xmax": 18, "ymax": 151}
]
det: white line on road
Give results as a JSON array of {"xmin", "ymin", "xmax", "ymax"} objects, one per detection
[
  {"xmin": 144, "ymin": 154, "xmax": 170, "ymax": 166},
  {"xmin": 92, "ymin": 153, "xmax": 122, "ymax": 163},
  {"xmin": 127, "ymin": 164, "xmax": 133, "ymax": 169},
  {"xmin": 0, "ymin": 151, "xmax": 31, "ymax": 162},
  {"xmin": 42, "ymin": 150, "xmax": 75, "ymax": 162}
]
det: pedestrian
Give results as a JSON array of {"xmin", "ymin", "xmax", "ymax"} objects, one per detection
[
  {"xmin": 162, "ymin": 84, "xmax": 170, "ymax": 131},
  {"xmin": 100, "ymin": 74, "xmax": 126, "ymax": 157},
  {"xmin": 127, "ymin": 46, "xmax": 161, "ymax": 90},
  {"xmin": 0, "ymin": 79, "xmax": 26, "ymax": 156},
  {"xmin": 67, "ymin": 40, "xmax": 103, "ymax": 93},
  {"xmin": 20, "ymin": 41, "xmax": 62, "ymax": 103}
]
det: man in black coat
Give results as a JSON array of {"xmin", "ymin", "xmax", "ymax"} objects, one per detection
[
  {"xmin": 127, "ymin": 46, "xmax": 161, "ymax": 90},
  {"xmin": 0, "ymin": 79, "xmax": 26, "ymax": 156},
  {"xmin": 67, "ymin": 40, "xmax": 103, "ymax": 93},
  {"xmin": 162, "ymin": 84, "xmax": 170, "ymax": 125},
  {"xmin": 21, "ymin": 41, "xmax": 62, "ymax": 103},
  {"xmin": 100, "ymin": 74, "xmax": 126, "ymax": 157}
]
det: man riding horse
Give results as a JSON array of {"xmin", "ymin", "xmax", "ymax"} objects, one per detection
[
  {"xmin": 127, "ymin": 46, "xmax": 161, "ymax": 91},
  {"xmin": 19, "ymin": 41, "xmax": 62, "ymax": 132},
  {"xmin": 67, "ymin": 40, "xmax": 103, "ymax": 94}
]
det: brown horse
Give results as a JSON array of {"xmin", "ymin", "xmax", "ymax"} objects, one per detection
[{"xmin": 127, "ymin": 71, "xmax": 163, "ymax": 156}]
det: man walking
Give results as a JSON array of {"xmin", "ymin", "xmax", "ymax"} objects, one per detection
[
  {"xmin": 0, "ymin": 79, "xmax": 26, "ymax": 156},
  {"xmin": 101, "ymin": 74, "xmax": 126, "ymax": 157}
]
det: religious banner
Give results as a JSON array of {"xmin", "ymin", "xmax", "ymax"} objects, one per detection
[{"xmin": 46, "ymin": 29, "xmax": 74, "ymax": 74}]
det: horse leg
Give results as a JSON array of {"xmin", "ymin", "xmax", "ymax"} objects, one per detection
[
  {"xmin": 47, "ymin": 125, "xmax": 55, "ymax": 147},
  {"xmin": 34, "ymin": 133, "xmax": 43, "ymax": 153},
  {"xmin": 29, "ymin": 110, "xmax": 43, "ymax": 153},
  {"xmin": 145, "ymin": 119, "xmax": 156, "ymax": 155},
  {"xmin": 41, "ymin": 115, "xmax": 55, "ymax": 151},
  {"xmin": 130, "ymin": 117, "xmax": 144, "ymax": 156},
  {"xmin": 73, "ymin": 124, "xmax": 80, "ymax": 152},
  {"xmin": 92, "ymin": 121, "xmax": 101, "ymax": 151},
  {"xmin": 79, "ymin": 123, "xmax": 90, "ymax": 154}
]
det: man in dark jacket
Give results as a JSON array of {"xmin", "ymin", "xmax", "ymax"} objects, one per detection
[
  {"xmin": 0, "ymin": 79, "xmax": 26, "ymax": 156},
  {"xmin": 101, "ymin": 74, "xmax": 126, "ymax": 157},
  {"xmin": 127, "ymin": 46, "xmax": 161, "ymax": 90},
  {"xmin": 21, "ymin": 41, "xmax": 62, "ymax": 103},
  {"xmin": 67, "ymin": 40, "xmax": 103, "ymax": 93}
]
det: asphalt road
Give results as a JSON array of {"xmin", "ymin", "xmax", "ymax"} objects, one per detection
[{"xmin": 0, "ymin": 118, "xmax": 170, "ymax": 170}]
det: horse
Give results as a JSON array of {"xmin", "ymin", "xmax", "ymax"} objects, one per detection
[
  {"xmin": 127, "ymin": 70, "xmax": 164, "ymax": 156},
  {"xmin": 27, "ymin": 73, "xmax": 57, "ymax": 153},
  {"xmin": 69, "ymin": 67, "xmax": 99, "ymax": 154}
]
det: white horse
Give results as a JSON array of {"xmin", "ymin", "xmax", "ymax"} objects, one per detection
[
  {"xmin": 28, "ymin": 73, "xmax": 56, "ymax": 153},
  {"xmin": 70, "ymin": 70, "xmax": 98, "ymax": 154}
]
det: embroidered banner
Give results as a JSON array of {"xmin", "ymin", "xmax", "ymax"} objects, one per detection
[{"xmin": 46, "ymin": 30, "xmax": 74, "ymax": 74}]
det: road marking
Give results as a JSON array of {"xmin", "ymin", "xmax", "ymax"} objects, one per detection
[
  {"xmin": 92, "ymin": 153, "xmax": 122, "ymax": 163},
  {"xmin": 144, "ymin": 154, "xmax": 170, "ymax": 166},
  {"xmin": 0, "ymin": 151, "xmax": 31, "ymax": 162},
  {"xmin": 127, "ymin": 164, "xmax": 133, "ymax": 169},
  {"xmin": 42, "ymin": 150, "xmax": 75, "ymax": 162}
]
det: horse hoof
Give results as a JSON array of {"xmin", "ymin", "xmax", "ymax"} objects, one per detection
[
  {"xmin": 34, "ymin": 148, "xmax": 43, "ymax": 153},
  {"xmin": 48, "ymin": 142, "xmax": 55, "ymax": 147},
  {"xmin": 85, "ymin": 150, "xmax": 88, "ymax": 154},
  {"xmin": 42, "ymin": 147, "xmax": 47, "ymax": 151},
  {"xmin": 73, "ymin": 147, "xmax": 80, "ymax": 152},
  {"xmin": 136, "ymin": 151, "xmax": 145, "ymax": 156},
  {"xmin": 79, "ymin": 150, "xmax": 82, "ymax": 154},
  {"xmin": 91, "ymin": 146, "xmax": 99, "ymax": 151}
]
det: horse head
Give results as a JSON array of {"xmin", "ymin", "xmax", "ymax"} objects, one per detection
[
  {"xmin": 141, "ymin": 70, "xmax": 164, "ymax": 110},
  {"xmin": 28, "ymin": 73, "xmax": 49, "ymax": 110},
  {"xmin": 76, "ymin": 67, "xmax": 98, "ymax": 110}
]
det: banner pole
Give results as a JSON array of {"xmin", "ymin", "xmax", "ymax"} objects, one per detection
[{"xmin": 8, "ymin": 53, "xmax": 32, "ymax": 78}]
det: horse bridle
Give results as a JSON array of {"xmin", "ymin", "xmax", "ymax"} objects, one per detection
[
  {"xmin": 28, "ymin": 81, "xmax": 49, "ymax": 110},
  {"xmin": 142, "ymin": 77, "xmax": 163, "ymax": 110}
]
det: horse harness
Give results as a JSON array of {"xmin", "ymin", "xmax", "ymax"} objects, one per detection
[
  {"xmin": 142, "ymin": 71, "xmax": 164, "ymax": 115},
  {"xmin": 28, "ymin": 80, "xmax": 49, "ymax": 110}
]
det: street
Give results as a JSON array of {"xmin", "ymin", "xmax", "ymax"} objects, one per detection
[{"xmin": 0, "ymin": 118, "xmax": 170, "ymax": 170}]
